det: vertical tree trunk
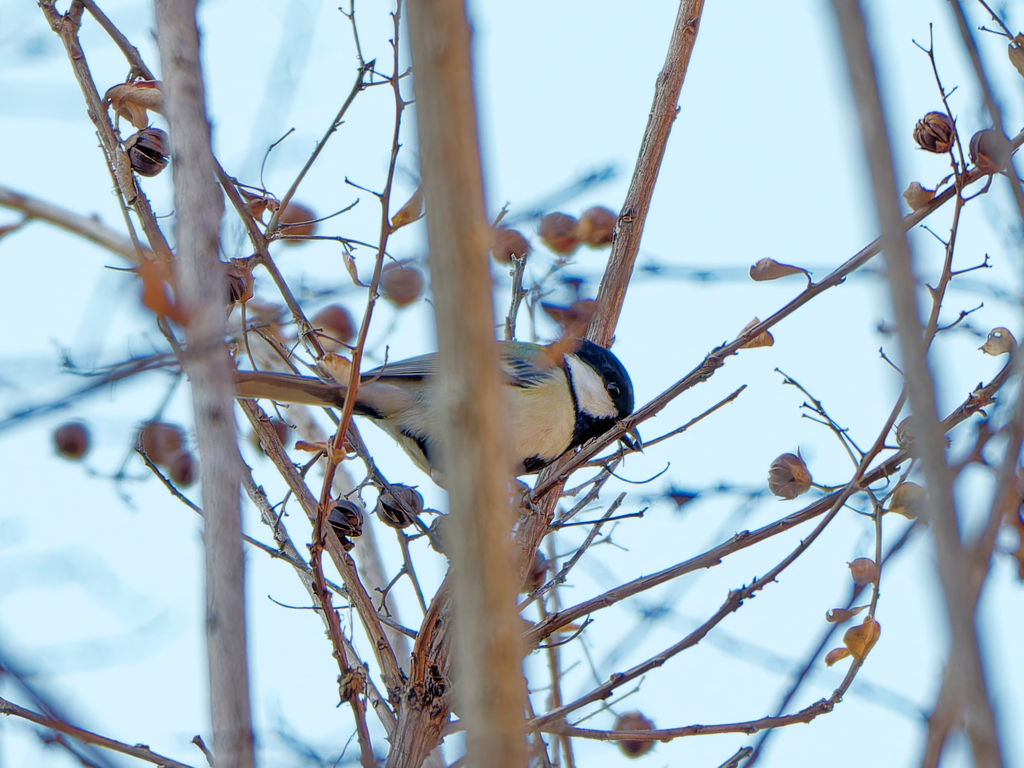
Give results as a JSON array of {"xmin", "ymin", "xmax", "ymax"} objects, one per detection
[
  {"xmin": 154, "ymin": 2, "xmax": 255, "ymax": 766},
  {"xmin": 407, "ymin": 0, "xmax": 528, "ymax": 766}
]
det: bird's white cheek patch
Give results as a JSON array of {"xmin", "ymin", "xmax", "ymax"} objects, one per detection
[{"xmin": 565, "ymin": 354, "xmax": 618, "ymax": 418}]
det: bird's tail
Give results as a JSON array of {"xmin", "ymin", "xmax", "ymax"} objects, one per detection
[{"xmin": 235, "ymin": 371, "xmax": 348, "ymax": 408}]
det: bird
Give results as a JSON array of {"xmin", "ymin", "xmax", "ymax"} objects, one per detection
[{"xmin": 235, "ymin": 338, "xmax": 634, "ymax": 484}]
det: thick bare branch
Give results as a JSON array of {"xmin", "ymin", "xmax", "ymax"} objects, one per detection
[
  {"xmin": 154, "ymin": 2, "xmax": 253, "ymax": 766},
  {"xmin": 830, "ymin": 3, "xmax": 1004, "ymax": 766},
  {"xmin": 406, "ymin": 1, "xmax": 526, "ymax": 767}
]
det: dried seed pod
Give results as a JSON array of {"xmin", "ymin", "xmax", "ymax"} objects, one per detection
[
  {"xmin": 913, "ymin": 111, "xmax": 955, "ymax": 154},
  {"xmin": 969, "ymin": 129, "xmax": 1012, "ymax": 174},
  {"xmin": 539, "ymin": 212, "xmax": 581, "ymax": 255},
  {"xmin": 1010, "ymin": 34, "xmax": 1024, "ymax": 79},
  {"xmin": 574, "ymin": 206, "xmax": 617, "ymax": 247},
  {"xmin": 768, "ymin": 452, "xmax": 812, "ymax": 499},
  {"xmin": 167, "ymin": 450, "xmax": 197, "ymax": 487},
  {"xmin": 390, "ymin": 188, "xmax": 424, "ymax": 230},
  {"xmin": 522, "ymin": 550, "xmax": 549, "ymax": 593},
  {"xmin": 328, "ymin": 499, "xmax": 364, "ymax": 539},
  {"xmin": 125, "ymin": 128, "xmax": 169, "ymax": 177},
  {"xmin": 739, "ymin": 317, "xmax": 774, "ymax": 349},
  {"xmin": 427, "ymin": 513, "xmax": 449, "ymax": 555},
  {"xmin": 614, "ymin": 711, "xmax": 655, "ymax": 758},
  {"xmin": 749, "ymin": 257, "xmax": 808, "ymax": 281},
  {"xmin": 381, "ymin": 262, "xmax": 425, "ymax": 307},
  {"xmin": 843, "ymin": 616, "xmax": 881, "ymax": 659},
  {"xmin": 826, "ymin": 605, "xmax": 868, "ymax": 624},
  {"xmin": 54, "ymin": 421, "xmax": 90, "ymax": 460},
  {"xmin": 139, "ymin": 421, "xmax": 185, "ymax": 465},
  {"xmin": 104, "ymin": 80, "xmax": 163, "ymax": 129},
  {"xmin": 541, "ymin": 298, "xmax": 597, "ymax": 338},
  {"xmin": 277, "ymin": 202, "xmax": 317, "ymax": 241},
  {"xmin": 847, "ymin": 557, "xmax": 879, "ymax": 585},
  {"xmin": 889, "ymin": 481, "xmax": 925, "ymax": 519},
  {"xmin": 980, "ymin": 327, "xmax": 1016, "ymax": 356},
  {"xmin": 903, "ymin": 182, "xmax": 935, "ymax": 211},
  {"xmin": 312, "ymin": 305, "xmax": 356, "ymax": 349},
  {"xmin": 824, "ymin": 647, "xmax": 852, "ymax": 666},
  {"xmin": 375, "ymin": 484, "xmax": 424, "ymax": 528},
  {"xmin": 490, "ymin": 226, "xmax": 531, "ymax": 264},
  {"xmin": 225, "ymin": 259, "xmax": 253, "ymax": 305}
]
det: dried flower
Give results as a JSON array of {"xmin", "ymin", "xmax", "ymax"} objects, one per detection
[
  {"xmin": 843, "ymin": 616, "xmax": 881, "ymax": 659},
  {"xmin": 739, "ymin": 317, "xmax": 774, "ymax": 349},
  {"xmin": 125, "ymin": 128, "xmax": 169, "ymax": 177},
  {"xmin": 614, "ymin": 711, "xmax": 655, "ymax": 758},
  {"xmin": 826, "ymin": 605, "xmax": 868, "ymax": 624},
  {"xmin": 969, "ymin": 129, "xmax": 1012, "ymax": 175},
  {"xmin": 376, "ymin": 484, "xmax": 424, "ymax": 528},
  {"xmin": 913, "ymin": 111, "xmax": 955, "ymax": 154},
  {"xmin": 54, "ymin": 422, "xmax": 90, "ymax": 460},
  {"xmin": 225, "ymin": 259, "xmax": 253, "ymax": 305},
  {"xmin": 539, "ymin": 213, "xmax": 581, "ymax": 255},
  {"xmin": 768, "ymin": 452, "xmax": 812, "ymax": 499}
]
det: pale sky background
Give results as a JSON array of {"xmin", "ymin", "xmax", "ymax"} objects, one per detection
[{"xmin": 1, "ymin": 1, "xmax": 1023, "ymax": 767}]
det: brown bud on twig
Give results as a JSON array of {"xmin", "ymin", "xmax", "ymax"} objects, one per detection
[
  {"xmin": 125, "ymin": 128, "xmax": 169, "ymax": 177},
  {"xmin": 739, "ymin": 317, "xmax": 774, "ymax": 349},
  {"xmin": 390, "ymin": 188, "xmax": 424, "ymax": 231},
  {"xmin": 381, "ymin": 262, "xmax": 425, "ymax": 307},
  {"xmin": 104, "ymin": 80, "xmax": 163, "ymax": 130},
  {"xmin": 913, "ymin": 112, "xmax": 955, "ymax": 154},
  {"xmin": 523, "ymin": 550, "xmax": 549, "ymax": 593},
  {"xmin": 574, "ymin": 206, "xmax": 617, "ymax": 247},
  {"xmin": 847, "ymin": 557, "xmax": 879, "ymax": 585},
  {"xmin": 980, "ymin": 327, "xmax": 1016, "ymax": 356},
  {"xmin": 969, "ymin": 129, "xmax": 1012, "ymax": 175},
  {"xmin": 277, "ymin": 202, "xmax": 317, "ymax": 241},
  {"xmin": 889, "ymin": 481, "xmax": 925, "ymax": 519},
  {"xmin": 614, "ymin": 711, "xmax": 655, "ymax": 758},
  {"xmin": 139, "ymin": 421, "xmax": 185, "ymax": 465},
  {"xmin": 903, "ymin": 182, "xmax": 935, "ymax": 211},
  {"xmin": 312, "ymin": 305, "xmax": 356, "ymax": 349},
  {"xmin": 375, "ymin": 484, "xmax": 424, "ymax": 529},
  {"xmin": 490, "ymin": 226, "xmax": 531, "ymax": 264},
  {"xmin": 539, "ymin": 212, "xmax": 581, "ymax": 255},
  {"xmin": 768, "ymin": 452, "xmax": 812, "ymax": 499},
  {"xmin": 843, "ymin": 616, "xmax": 881, "ymax": 660},
  {"xmin": 225, "ymin": 259, "xmax": 253, "ymax": 305},
  {"xmin": 167, "ymin": 450, "xmax": 197, "ymax": 487},
  {"xmin": 328, "ymin": 499, "xmax": 364, "ymax": 539},
  {"xmin": 749, "ymin": 257, "xmax": 808, "ymax": 282},
  {"xmin": 54, "ymin": 422, "xmax": 90, "ymax": 460}
]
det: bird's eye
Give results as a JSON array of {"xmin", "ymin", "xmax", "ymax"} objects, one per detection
[{"xmin": 607, "ymin": 382, "xmax": 621, "ymax": 398}]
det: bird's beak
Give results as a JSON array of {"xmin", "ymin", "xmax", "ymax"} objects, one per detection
[{"xmin": 620, "ymin": 426, "xmax": 643, "ymax": 453}]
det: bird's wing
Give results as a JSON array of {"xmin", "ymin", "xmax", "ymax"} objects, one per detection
[
  {"xmin": 362, "ymin": 352, "xmax": 439, "ymax": 380},
  {"xmin": 499, "ymin": 342, "xmax": 560, "ymax": 388},
  {"xmin": 236, "ymin": 371, "xmax": 346, "ymax": 407}
]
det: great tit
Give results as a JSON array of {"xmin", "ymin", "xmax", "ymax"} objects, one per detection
[{"xmin": 235, "ymin": 338, "xmax": 634, "ymax": 483}]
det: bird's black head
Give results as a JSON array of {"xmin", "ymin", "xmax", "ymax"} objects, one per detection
[
  {"xmin": 564, "ymin": 339, "xmax": 634, "ymax": 448},
  {"xmin": 572, "ymin": 339, "xmax": 634, "ymax": 417}
]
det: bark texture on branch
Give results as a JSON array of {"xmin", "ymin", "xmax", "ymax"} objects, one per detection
[
  {"xmin": 154, "ymin": 2, "xmax": 254, "ymax": 767},
  {"xmin": 406, "ymin": 0, "xmax": 527, "ymax": 767},
  {"xmin": 588, "ymin": 0, "xmax": 706, "ymax": 348}
]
